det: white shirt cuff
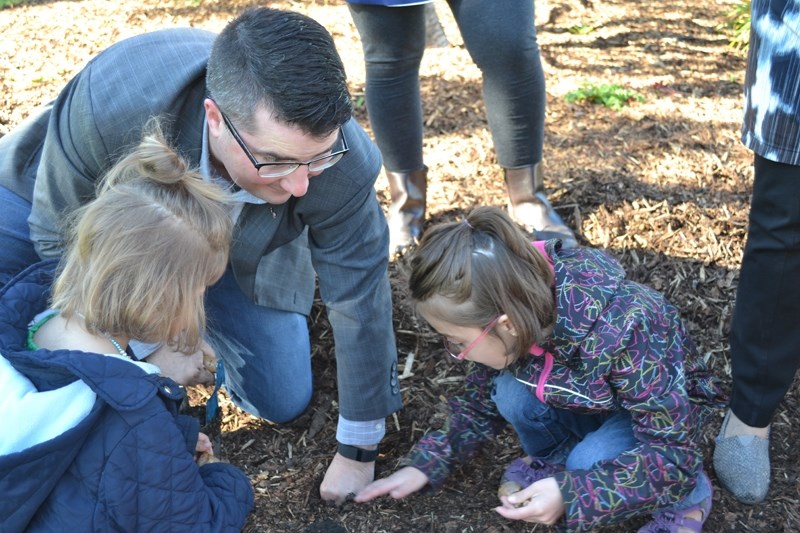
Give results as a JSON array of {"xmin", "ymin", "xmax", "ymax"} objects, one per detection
[{"xmin": 336, "ymin": 415, "xmax": 385, "ymax": 446}]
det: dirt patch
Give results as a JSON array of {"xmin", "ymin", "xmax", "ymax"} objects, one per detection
[{"xmin": 2, "ymin": 0, "xmax": 798, "ymax": 530}]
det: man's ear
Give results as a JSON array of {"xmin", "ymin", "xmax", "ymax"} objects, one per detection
[
  {"xmin": 497, "ymin": 314, "xmax": 518, "ymax": 337},
  {"xmin": 204, "ymin": 98, "xmax": 224, "ymax": 138}
]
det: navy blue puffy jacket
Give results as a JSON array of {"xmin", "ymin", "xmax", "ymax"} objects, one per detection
[{"xmin": 0, "ymin": 261, "xmax": 254, "ymax": 532}]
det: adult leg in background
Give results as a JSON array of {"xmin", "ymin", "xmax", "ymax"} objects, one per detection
[
  {"xmin": 450, "ymin": 0, "xmax": 576, "ymax": 246},
  {"xmin": 348, "ymin": 4, "xmax": 428, "ymax": 254},
  {"xmin": 729, "ymin": 155, "xmax": 800, "ymax": 426},
  {"xmin": 715, "ymin": 154, "xmax": 800, "ymax": 503}
]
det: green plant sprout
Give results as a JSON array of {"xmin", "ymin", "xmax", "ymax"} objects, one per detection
[
  {"xmin": 718, "ymin": 0, "xmax": 751, "ymax": 51},
  {"xmin": 565, "ymin": 83, "xmax": 645, "ymax": 110},
  {"xmin": 0, "ymin": 0, "xmax": 28, "ymax": 8},
  {"xmin": 568, "ymin": 24, "xmax": 595, "ymax": 35}
]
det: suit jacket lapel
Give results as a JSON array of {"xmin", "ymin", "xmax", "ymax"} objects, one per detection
[{"xmin": 230, "ymin": 203, "xmax": 283, "ymax": 296}]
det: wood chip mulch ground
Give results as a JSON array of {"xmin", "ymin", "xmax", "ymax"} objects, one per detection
[{"xmin": 2, "ymin": 0, "xmax": 798, "ymax": 530}]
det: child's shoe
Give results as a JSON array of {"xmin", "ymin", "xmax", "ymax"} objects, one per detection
[
  {"xmin": 637, "ymin": 474, "xmax": 712, "ymax": 533},
  {"xmin": 497, "ymin": 457, "xmax": 563, "ymax": 502}
]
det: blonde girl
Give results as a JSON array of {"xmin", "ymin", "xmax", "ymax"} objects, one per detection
[{"xmin": 0, "ymin": 121, "xmax": 253, "ymax": 531}]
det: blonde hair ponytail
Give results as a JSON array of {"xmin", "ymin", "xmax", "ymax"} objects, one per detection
[
  {"xmin": 53, "ymin": 117, "xmax": 233, "ymax": 352},
  {"xmin": 101, "ymin": 117, "xmax": 228, "ymax": 204}
]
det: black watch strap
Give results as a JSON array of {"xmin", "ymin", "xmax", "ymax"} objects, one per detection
[{"xmin": 337, "ymin": 443, "xmax": 378, "ymax": 462}]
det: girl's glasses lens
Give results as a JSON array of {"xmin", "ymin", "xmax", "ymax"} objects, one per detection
[{"xmin": 442, "ymin": 315, "xmax": 501, "ymax": 361}]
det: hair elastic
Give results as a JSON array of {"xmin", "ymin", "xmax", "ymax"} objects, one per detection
[{"xmin": 462, "ymin": 218, "xmax": 474, "ymax": 229}]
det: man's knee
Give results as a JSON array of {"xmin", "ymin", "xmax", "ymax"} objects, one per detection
[{"xmin": 0, "ymin": 187, "xmax": 39, "ymax": 285}]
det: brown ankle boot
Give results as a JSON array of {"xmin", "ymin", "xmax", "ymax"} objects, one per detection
[
  {"xmin": 386, "ymin": 166, "xmax": 428, "ymax": 255},
  {"xmin": 505, "ymin": 164, "xmax": 577, "ymax": 248}
]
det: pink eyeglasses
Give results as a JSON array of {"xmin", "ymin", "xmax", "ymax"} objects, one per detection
[{"xmin": 442, "ymin": 315, "xmax": 501, "ymax": 360}]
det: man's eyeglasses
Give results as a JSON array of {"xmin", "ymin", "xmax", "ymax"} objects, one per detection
[
  {"xmin": 443, "ymin": 315, "xmax": 501, "ymax": 360},
  {"xmin": 216, "ymin": 103, "xmax": 349, "ymax": 179}
]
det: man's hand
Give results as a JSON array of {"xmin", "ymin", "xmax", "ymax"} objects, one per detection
[
  {"xmin": 319, "ymin": 450, "xmax": 376, "ymax": 504},
  {"xmin": 354, "ymin": 466, "xmax": 428, "ymax": 502},
  {"xmin": 144, "ymin": 339, "xmax": 215, "ymax": 386},
  {"xmin": 495, "ymin": 477, "xmax": 565, "ymax": 524}
]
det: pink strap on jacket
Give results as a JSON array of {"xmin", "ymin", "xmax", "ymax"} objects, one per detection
[
  {"xmin": 532, "ymin": 240, "xmax": 553, "ymax": 268},
  {"xmin": 529, "ymin": 241, "xmax": 555, "ymax": 403}
]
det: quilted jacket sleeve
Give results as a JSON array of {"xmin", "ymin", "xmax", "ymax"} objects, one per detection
[{"xmin": 99, "ymin": 408, "xmax": 253, "ymax": 532}]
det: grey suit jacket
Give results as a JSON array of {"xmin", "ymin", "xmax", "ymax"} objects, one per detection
[{"xmin": 0, "ymin": 28, "xmax": 402, "ymax": 421}]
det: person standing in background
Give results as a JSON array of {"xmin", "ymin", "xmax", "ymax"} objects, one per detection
[
  {"xmin": 346, "ymin": 0, "xmax": 578, "ymax": 254},
  {"xmin": 713, "ymin": 0, "xmax": 800, "ymax": 505}
]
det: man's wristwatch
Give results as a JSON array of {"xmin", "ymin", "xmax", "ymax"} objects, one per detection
[{"xmin": 337, "ymin": 443, "xmax": 378, "ymax": 462}]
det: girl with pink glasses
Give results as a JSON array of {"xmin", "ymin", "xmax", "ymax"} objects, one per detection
[{"xmin": 356, "ymin": 206, "xmax": 724, "ymax": 533}]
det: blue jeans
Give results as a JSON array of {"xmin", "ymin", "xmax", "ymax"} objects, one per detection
[
  {"xmin": 204, "ymin": 267, "xmax": 312, "ymax": 423},
  {"xmin": 0, "ymin": 187, "xmax": 40, "ymax": 287},
  {"xmin": 492, "ymin": 372, "xmax": 711, "ymax": 510}
]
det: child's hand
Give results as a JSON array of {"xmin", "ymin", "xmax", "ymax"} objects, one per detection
[
  {"xmin": 354, "ymin": 466, "xmax": 429, "ymax": 502},
  {"xmin": 196, "ymin": 432, "xmax": 214, "ymax": 455},
  {"xmin": 494, "ymin": 477, "xmax": 565, "ymax": 524},
  {"xmin": 145, "ymin": 339, "xmax": 215, "ymax": 386},
  {"xmin": 195, "ymin": 432, "xmax": 220, "ymax": 466}
]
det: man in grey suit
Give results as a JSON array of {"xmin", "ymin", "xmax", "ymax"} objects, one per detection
[{"xmin": 0, "ymin": 7, "xmax": 402, "ymax": 503}]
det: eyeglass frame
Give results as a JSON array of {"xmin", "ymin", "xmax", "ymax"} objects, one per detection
[
  {"xmin": 443, "ymin": 315, "xmax": 502, "ymax": 361},
  {"xmin": 213, "ymin": 100, "xmax": 349, "ymax": 178}
]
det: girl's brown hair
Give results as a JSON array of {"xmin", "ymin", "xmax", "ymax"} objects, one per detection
[
  {"xmin": 408, "ymin": 205, "xmax": 556, "ymax": 361},
  {"xmin": 51, "ymin": 118, "xmax": 233, "ymax": 353}
]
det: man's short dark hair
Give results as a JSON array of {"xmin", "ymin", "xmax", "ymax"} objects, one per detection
[{"xmin": 207, "ymin": 7, "xmax": 353, "ymax": 137}]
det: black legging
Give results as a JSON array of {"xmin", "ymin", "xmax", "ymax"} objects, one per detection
[
  {"xmin": 348, "ymin": 0, "xmax": 546, "ymax": 172},
  {"xmin": 729, "ymin": 154, "xmax": 800, "ymax": 427}
]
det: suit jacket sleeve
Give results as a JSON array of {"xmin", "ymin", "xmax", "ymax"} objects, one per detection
[{"xmin": 300, "ymin": 119, "xmax": 403, "ymax": 421}]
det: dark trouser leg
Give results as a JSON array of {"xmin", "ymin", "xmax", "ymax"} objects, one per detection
[
  {"xmin": 450, "ymin": 0, "xmax": 544, "ymax": 168},
  {"xmin": 729, "ymin": 154, "xmax": 800, "ymax": 427},
  {"xmin": 451, "ymin": 0, "xmax": 575, "ymax": 245},
  {"xmin": 348, "ymin": 4, "xmax": 428, "ymax": 254}
]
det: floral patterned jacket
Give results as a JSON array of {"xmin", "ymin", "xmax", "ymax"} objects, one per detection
[{"xmin": 404, "ymin": 241, "xmax": 724, "ymax": 532}]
